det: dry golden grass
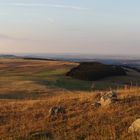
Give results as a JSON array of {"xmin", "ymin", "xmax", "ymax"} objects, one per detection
[
  {"xmin": 0, "ymin": 87, "xmax": 139, "ymax": 140},
  {"xmin": 0, "ymin": 58, "xmax": 140, "ymax": 140}
]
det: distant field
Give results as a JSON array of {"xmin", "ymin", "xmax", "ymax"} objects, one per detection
[{"xmin": 0, "ymin": 58, "xmax": 140, "ymax": 100}]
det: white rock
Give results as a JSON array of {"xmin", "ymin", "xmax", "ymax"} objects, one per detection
[
  {"xmin": 49, "ymin": 106, "xmax": 65, "ymax": 116},
  {"xmin": 128, "ymin": 119, "xmax": 140, "ymax": 133},
  {"xmin": 92, "ymin": 102, "xmax": 101, "ymax": 108},
  {"xmin": 100, "ymin": 91, "xmax": 117, "ymax": 107}
]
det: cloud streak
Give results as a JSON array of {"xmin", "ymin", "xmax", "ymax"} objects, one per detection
[
  {"xmin": 0, "ymin": 3, "xmax": 89, "ymax": 11},
  {"xmin": 0, "ymin": 34, "xmax": 13, "ymax": 40},
  {"xmin": 47, "ymin": 17, "xmax": 55, "ymax": 23},
  {"xmin": 0, "ymin": 34, "xmax": 38, "ymax": 42}
]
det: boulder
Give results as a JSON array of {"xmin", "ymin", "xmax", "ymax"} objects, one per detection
[
  {"xmin": 100, "ymin": 91, "xmax": 117, "ymax": 107},
  {"xmin": 128, "ymin": 119, "xmax": 140, "ymax": 133},
  {"xmin": 30, "ymin": 131, "xmax": 52, "ymax": 139},
  {"xmin": 94, "ymin": 93, "xmax": 102, "ymax": 101},
  {"xmin": 92, "ymin": 102, "xmax": 101, "ymax": 109},
  {"xmin": 49, "ymin": 106, "xmax": 65, "ymax": 116}
]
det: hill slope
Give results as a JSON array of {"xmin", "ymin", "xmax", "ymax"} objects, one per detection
[
  {"xmin": 0, "ymin": 58, "xmax": 139, "ymax": 139},
  {"xmin": 0, "ymin": 88, "xmax": 140, "ymax": 140},
  {"xmin": 67, "ymin": 62, "xmax": 126, "ymax": 81}
]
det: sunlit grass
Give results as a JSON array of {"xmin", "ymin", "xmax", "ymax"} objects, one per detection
[
  {"xmin": 0, "ymin": 59, "xmax": 140, "ymax": 139},
  {"xmin": 0, "ymin": 87, "xmax": 140, "ymax": 139}
]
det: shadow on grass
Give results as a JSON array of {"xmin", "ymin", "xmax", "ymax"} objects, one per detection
[{"xmin": 34, "ymin": 77, "xmax": 92, "ymax": 91}]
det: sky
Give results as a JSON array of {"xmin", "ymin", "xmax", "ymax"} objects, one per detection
[{"xmin": 0, "ymin": 0, "xmax": 140, "ymax": 56}]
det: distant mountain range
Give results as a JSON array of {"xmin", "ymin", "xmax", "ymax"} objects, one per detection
[
  {"xmin": 0, "ymin": 54, "xmax": 18, "ymax": 58},
  {"xmin": 0, "ymin": 54, "xmax": 140, "ymax": 70}
]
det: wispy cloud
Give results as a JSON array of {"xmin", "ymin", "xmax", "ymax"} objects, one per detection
[
  {"xmin": 0, "ymin": 34, "xmax": 38, "ymax": 42},
  {"xmin": 0, "ymin": 3, "xmax": 89, "ymax": 11},
  {"xmin": 0, "ymin": 34, "xmax": 12, "ymax": 40},
  {"xmin": 47, "ymin": 17, "xmax": 55, "ymax": 23}
]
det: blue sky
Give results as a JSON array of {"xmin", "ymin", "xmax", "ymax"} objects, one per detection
[{"xmin": 0, "ymin": 0, "xmax": 140, "ymax": 55}]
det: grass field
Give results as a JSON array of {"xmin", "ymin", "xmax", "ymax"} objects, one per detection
[
  {"xmin": 0, "ymin": 58, "xmax": 140, "ymax": 140},
  {"xmin": 0, "ymin": 58, "xmax": 140, "ymax": 100}
]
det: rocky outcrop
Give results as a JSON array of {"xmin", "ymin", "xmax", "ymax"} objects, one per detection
[
  {"xmin": 93, "ymin": 91, "xmax": 118, "ymax": 108},
  {"xmin": 92, "ymin": 102, "xmax": 101, "ymax": 109},
  {"xmin": 128, "ymin": 119, "xmax": 140, "ymax": 133},
  {"xmin": 49, "ymin": 106, "xmax": 65, "ymax": 116},
  {"xmin": 100, "ymin": 91, "xmax": 117, "ymax": 107},
  {"xmin": 30, "ymin": 131, "xmax": 53, "ymax": 139}
]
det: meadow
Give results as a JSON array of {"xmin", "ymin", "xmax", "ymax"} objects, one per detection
[{"xmin": 0, "ymin": 58, "xmax": 140, "ymax": 140}]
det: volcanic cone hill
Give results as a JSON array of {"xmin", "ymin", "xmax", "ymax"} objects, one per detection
[{"xmin": 66, "ymin": 62, "xmax": 126, "ymax": 81}]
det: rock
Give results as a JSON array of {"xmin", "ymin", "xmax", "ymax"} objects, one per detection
[
  {"xmin": 92, "ymin": 102, "xmax": 101, "ymax": 108},
  {"xmin": 30, "ymin": 131, "xmax": 52, "ymax": 139},
  {"xmin": 100, "ymin": 91, "xmax": 117, "ymax": 107},
  {"xmin": 128, "ymin": 119, "xmax": 140, "ymax": 133},
  {"xmin": 94, "ymin": 93, "xmax": 102, "ymax": 101},
  {"xmin": 49, "ymin": 106, "xmax": 65, "ymax": 116}
]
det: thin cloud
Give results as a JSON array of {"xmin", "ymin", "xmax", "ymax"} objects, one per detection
[
  {"xmin": 0, "ymin": 34, "xmax": 12, "ymax": 40},
  {"xmin": 47, "ymin": 17, "xmax": 55, "ymax": 23},
  {"xmin": 1, "ymin": 3, "xmax": 89, "ymax": 11},
  {"xmin": 0, "ymin": 34, "xmax": 38, "ymax": 42}
]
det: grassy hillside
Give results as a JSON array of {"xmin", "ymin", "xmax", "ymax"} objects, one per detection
[
  {"xmin": 0, "ymin": 59, "xmax": 140, "ymax": 100},
  {"xmin": 0, "ymin": 58, "xmax": 140, "ymax": 140},
  {"xmin": 66, "ymin": 62, "xmax": 126, "ymax": 81},
  {"xmin": 0, "ymin": 88, "xmax": 140, "ymax": 140}
]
